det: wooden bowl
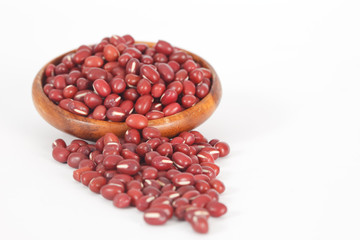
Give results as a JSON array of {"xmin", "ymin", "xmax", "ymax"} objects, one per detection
[{"xmin": 32, "ymin": 42, "xmax": 222, "ymax": 141}]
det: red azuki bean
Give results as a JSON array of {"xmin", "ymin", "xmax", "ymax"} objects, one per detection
[
  {"xmin": 169, "ymin": 51, "xmax": 187, "ymax": 64},
  {"xmin": 86, "ymin": 67, "xmax": 107, "ymax": 81},
  {"xmin": 206, "ymin": 189, "xmax": 219, "ymax": 201},
  {"xmin": 144, "ymin": 151, "xmax": 160, "ymax": 165},
  {"xmin": 84, "ymin": 92, "xmax": 102, "ymax": 109},
  {"xmin": 104, "ymin": 62, "xmax": 120, "ymax": 72},
  {"xmin": 104, "ymin": 94, "xmax": 121, "ymax": 108},
  {"xmin": 92, "ymin": 105, "xmax": 106, "ymax": 120},
  {"xmin": 173, "ymin": 197, "xmax": 189, "ymax": 209},
  {"xmin": 167, "ymin": 60, "xmax": 180, "ymax": 72},
  {"xmin": 67, "ymin": 152, "xmax": 87, "ymax": 168},
  {"xmin": 93, "ymin": 79, "xmax": 111, "ymax": 97},
  {"xmin": 52, "ymin": 139, "xmax": 66, "ymax": 149},
  {"xmin": 136, "ymin": 195, "xmax": 156, "ymax": 211},
  {"xmin": 157, "ymin": 63, "xmax": 174, "ymax": 82},
  {"xmin": 81, "ymin": 171, "xmax": 102, "ymax": 186},
  {"xmin": 118, "ymin": 52, "xmax": 132, "ymax": 67},
  {"xmin": 189, "ymin": 69, "xmax": 204, "ymax": 84},
  {"xmin": 192, "ymin": 194, "xmax": 212, "ymax": 208},
  {"xmin": 146, "ymin": 139, "xmax": 162, "ymax": 152},
  {"xmin": 89, "ymin": 176, "xmax": 107, "ymax": 193},
  {"xmin": 125, "ymin": 114, "xmax": 148, "ymax": 129},
  {"xmin": 165, "ymin": 169, "xmax": 181, "ymax": 180},
  {"xmin": 66, "ymin": 142, "xmax": 80, "ymax": 153},
  {"xmin": 209, "ymin": 179, "xmax": 225, "ymax": 194},
  {"xmin": 151, "ymin": 83, "xmax": 166, "ymax": 98},
  {"xmin": 136, "ymin": 78, "xmax": 152, "ymax": 95},
  {"xmin": 151, "ymin": 156, "xmax": 173, "ymax": 171},
  {"xmin": 156, "ymin": 142, "xmax": 173, "ymax": 157},
  {"xmin": 189, "ymin": 216, "xmax": 208, "ymax": 234},
  {"xmin": 201, "ymin": 162, "xmax": 220, "ymax": 176},
  {"xmin": 144, "ymin": 179, "xmax": 162, "ymax": 190},
  {"xmin": 142, "ymin": 127, "xmax": 161, "ymax": 140},
  {"xmin": 63, "ymin": 85, "xmax": 78, "ymax": 99},
  {"xmin": 55, "ymin": 63, "xmax": 68, "ymax": 75},
  {"xmin": 146, "ymin": 110, "xmax": 164, "ymax": 120},
  {"xmin": 134, "ymin": 43, "xmax": 148, "ymax": 53},
  {"xmin": 119, "ymin": 100, "xmax": 134, "ymax": 114},
  {"xmin": 182, "ymin": 81, "xmax": 196, "ymax": 96},
  {"xmin": 103, "ymin": 155, "xmax": 122, "ymax": 170},
  {"xmin": 73, "ymin": 49, "xmax": 91, "ymax": 64},
  {"xmin": 84, "ymin": 56, "xmax": 103, "ymax": 68},
  {"xmin": 45, "ymin": 64, "xmax": 56, "ymax": 77},
  {"xmin": 127, "ymin": 180, "xmax": 143, "ymax": 191},
  {"xmin": 100, "ymin": 183, "xmax": 125, "ymax": 200},
  {"xmin": 127, "ymin": 188, "xmax": 143, "ymax": 206},
  {"xmin": 78, "ymin": 159, "xmax": 95, "ymax": 169},
  {"xmin": 124, "ymin": 129, "xmax": 141, "ymax": 144},
  {"xmin": 194, "ymin": 180, "xmax": 211, "ymax": 194},
  {"xmin": 43, "ymin": 83, "xmax": 54, "ymax": 95},
  {"xmin": 73, "ymin": 167, "xmax": 92, "ymax": 182},
  {"xmin": 76, "ymin": 77, "xmax": 91, "ymax": 90},
  {"xmin": 167, "ymin": 80, "xmax": 183, "ymax": 95},
  {"xmin": 214, "ymin": 142, "xmax": 230, "ymax": 157},
  {"xmin": 140, "ymin": 65, "xmax": 160, "ymax": 83},
  {"xmin": 73, "ymin": 90, "xmax": 91, "ymax": 102},
  {"xmin": 110, "ymin": 77, "xmax": 126, "ymax": 94},
  {"xmin": 206, "ymin": 200, "xmax": 227, "ymax": 217},
  {"xmin": 196, "ymin": 82, "xmax": 210, "ymax": 99},
  {"xmin": 202, "ymin": 166, "xmax": 216, "ymax": 179},
  {"xmin": 186, "ymin": 164, "xmax": 202, "ymax": 175},
  {"xmin": 125, "ymin": 73, "xmax": 141, "ymax": 87},
  {"xmin": 123, "ymin": 88, "xmax": 139, "ymax": 102},
  {"xmin": 142, "ymin": 166, "xmax": 158, "ymax": 179},
  {"xmin": 116, "ymin": 159, "xmax": 140, "ymax": 175},
  {"xmin": 200, "ymin": 68, "xmax": 212, "ymax": 79},
  {"xmin": 144, "ymin": 208, "xmax": 168, "ymax": 225},
  {"xmin": 121, "ymin": 143, "xmax": 137, "ymax": 152},
  {"xmin": 121, "ymin": 149, "xmax": 140, "ymax": 161},
  {"xmin": 160, "ymin": 89, "xmax": 178, "ymax": 106},
  {"xmin": 155, "ymin": 40, "xmax": 173, "ymax": 55},
  {"xmin": 68, "ymin": 100, "xmax": 89, "ymax": 116},
  {"xmin": 52, "ymin": 147, "xmax": 70, "ymax": 163},
  {"xmin": 197, "ymin": 151, "xmax": 215, "ymax": 164},
  {"xmin": 48, "ymin": 89, "xmax": 64, "ymax": 102},
  {"xmin": 141, "ymin": 55, "xmax": 153, "ymax": 64},
  {"xmin": 54, "ymin": 75, "xmax": 66, "ymax": 89},
  {"xmin": 153, "ymin": 53, "xmax": 168, "ymax": 63},
  {"xmin": 175, "ymin": 69, "xmax": 189, "ymax": 82},
  {"xmin": 172, "ymin": 173, "xmax": 195, "ymax": 187},
  {"xmin": 134, "ymin": 95, "xmax": 153, "ymax": 115},
  {"xmin": 123, "ymin": 47, "xmax": 142, "ymax": 59},
  {"xmin": 113, "ymin": 193, "xmax": 131, "ymax": 208},
  {"xmin": 106, "ymin": 107, "xmax": 126, "ymax": 122},
  {"xmin": 183, "ymin": 59, "xmax": 197, "ymax": 72},
  {"xmin": 103, "ymin": 44, "xmax": 120, "ymax": 62},
  {"xmin": 135, "ymin": 143, "xmax": 152, "ymax": 157},
  {"xmin": 163, "ymin": 102, "xmax": 182, "ymax": 116},
  {"xmin": 182, "ymin": 190, "xmax": 200, "ymax": 201},
  {"xmin": 172, "ymin": 152, "xmax": 192, "ymax": 170},
  {"xmin": 59, "ymin": 99, "xmax": 72, "ymax": 111},
  {"xmin": 125, "ymin": 58, "xmax": 140, "ymax": 75},
  {"xmin": 181, "ymin": 95, "xmax": 198, "ymax": 108}
]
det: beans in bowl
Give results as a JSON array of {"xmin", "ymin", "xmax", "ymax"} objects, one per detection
[{"xmin": 43, "ymin": 35, "xmax": 212, "ymax": 121}]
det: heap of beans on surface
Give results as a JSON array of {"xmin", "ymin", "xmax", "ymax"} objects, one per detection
[
  {"xmin": 44, "ymin": 34, "xmax": 212, "ymax": 121},
  {"xmin": 52, "ymin": 114, "xmax": 229, "ymax": 234}
]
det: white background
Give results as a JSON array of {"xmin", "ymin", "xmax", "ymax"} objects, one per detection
[{"xmin": 0, "ymin": 0, "xmax": 359, "ymax": 239}]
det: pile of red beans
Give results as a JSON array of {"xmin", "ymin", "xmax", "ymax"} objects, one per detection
[
  {"xmin": 52, "ymin": 114, "xmax": 229, "ymax": 233},
  {"xmin": 44, "ymin": 34, "xmax": 212, "ymax": 121}
]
